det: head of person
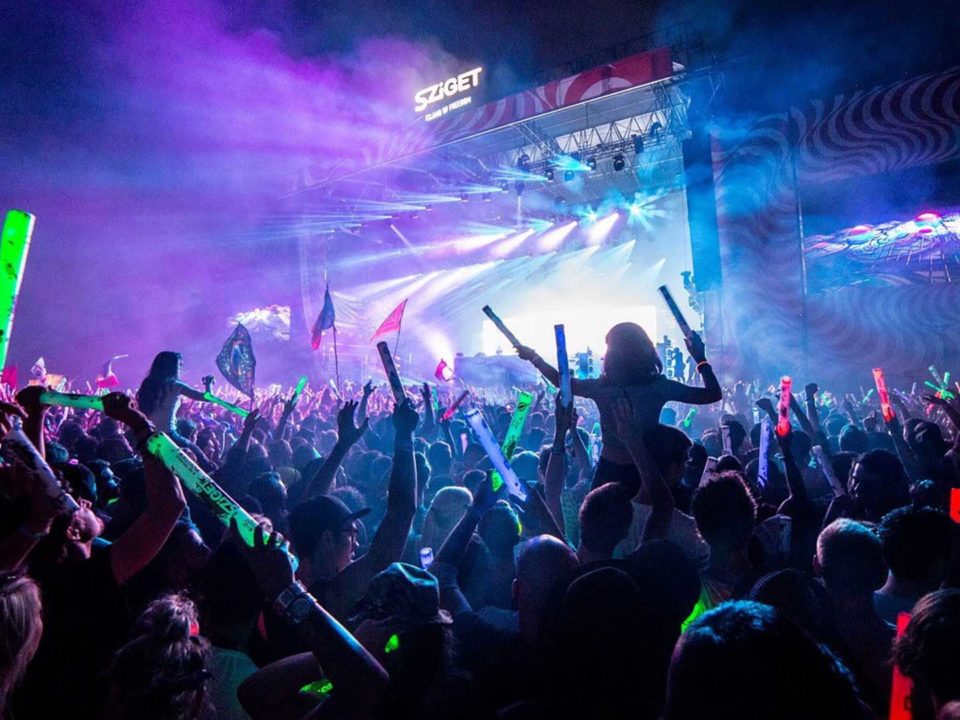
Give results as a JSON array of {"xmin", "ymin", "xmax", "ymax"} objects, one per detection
[
  {"xmin": 478, "ymin": 501, "xmax": 522, "ymax": 561},
  {"xmin": 267, "ymin": 440, "xmax": 293, "ymax": 469},
  {"xmin": 691, "ymin": 472, "xmax": 756, "ymax": 554},
  {"xmin": 815, "ymin": 518, "xmax": 887, "ymax": 598},
  {"xmin": 839, "ymin": 425, "xmax": 870, "ymax": 453},
  {"xmin": 877, "ymin": 506, "xmax": 956, "ymax": 589},
  {"xmin": 578, "ymin": 483, "xmax": 633, "ymax": 558},
  {"xmin": 136, "ymin": 351, "xmax": 182, "ymax": 414},
  {"xmin": 719, "ymin": 415, "xmax": 747, "ymax": 454},
  {"xmin": 749, "ymin": 569, "xmax": 834, "ymax": 642},
  {"xmin": 248, "ymin": 472, "xmax": 287, "ymax": 531},
  {"xmin": 849, "ymin": 450, "xmax": 910, "ymax": 521},
  {"xmin": 894, "ymin": 589, "xmax": 960, "ymax": 715},
  {"xmin": 288, "ymin": 495, "xmax": 371, "ymax": 583},
  {"xmin": 643, "ymin": 424, "xmax": 693, "ymax": 490},
  {"xmin": 108, "ymin": 594, "xmax": 211, "ymax": 720},
  {"xmin": 0, "ymin": 575, "xmax": 42, "ymax": 715},
  {"xmin": 602, "ymin": 322, "xmax": 661, "ymax": 384},
  {"xmin": 420, "ymin": 486, "xmax": 472, "ymax": 553},
  {"xmin": 909, "ymin": 421, "xmax": 949, "ymax": 467},
  {"xmin": 427, "ymin": 441, "xmax": 452, "ymax": 476},
  {"xmin": 513, "ymin": 535, "xmax": 579, "ymax": 644},
  {"xmin": 663, "ymin": 601, "xmax": 871, "ymax": 720}
]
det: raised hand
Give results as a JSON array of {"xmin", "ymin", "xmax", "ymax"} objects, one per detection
[
  {"xmin": 362, "ymin": 379, "xmax": 374, "ymax": 397},
  {"xmin": 241, "ymin": 408, "xmax": 262, "ymax": 436},
  {"xmin": 231, "ymin": 519, "xmax": 295, "ymax": 601},
  {"xmin": 102, "ymin": 392, "xmax": 149, "ymax": 430},
  {"xmin": 392, "ymin": 399, "xmax": 420, "ymax": 436},
  {"xmin": 755, "ymin": 397, "xmax": 776, "ymax": 422},
  {"xmin": 472, "ymin": 472, "xmax": 507, "ymax": 514},
  {"xmin": 336, "ymin": 400, "xmax": 369, "ymax": 446},
  {"xmin": 684, "ymin": 332, "xmax": 707, "ymax": 364},
  {"xmin": 515, "ymin": 345, "xmax": 538, "ymax": 362},
  {"xmin": 805, "ymin": 382, "xmax": 819, "ymax": 400}
]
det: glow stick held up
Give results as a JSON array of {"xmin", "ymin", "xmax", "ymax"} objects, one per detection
[
  {"xmin": 813, "ymin": 445, "xmax": 845, "ymax": 496},
  {"xmin": 555, "ymin": 324, "xmax": 572, "ymax": 409},
  {"xmin": 492, "ymin": 390, "xmax": 534, "ymax": 491},
  {"xmin": 2, "ymin": 418, "xmax": 79, "ymax": 512},
  {"xmin": 757, "ymin": 416, "xmax": 771, "ymax": 489},
  {"xmin": 39, "ymin": 390, "xmax": 104, "ymax": 412},
  {"xmin": 289, "ymin": 375, "xmax": 308, "ymax": 406},
  {"xmin": 144, "ymin": 432, "xmax": 297, "ymax": 568},
  {"xmin": 482, "ymin": 305, "xmax": 523, "ymax": 348},
  {"xmin": 658, "ymin": 285, "xmax": 694, "ymax": 342},
  {"xmin": 872, "ymin": 368, "xmax": 895, "ymax": 422},
  {"xmin": 464, "ymin": 408, "xmax": 527, "ymax": 500},
  {"xmin": 0, "ymin": 211, "xmax": 35, "ymax": 372},
  {"xmin": 889, "ymin": 612, "xmax": 913, "ymax": 720},
  {"xmin": 949, "ymin": 487, "xmax": 960, "ymax": 524},
  {"xmin": 376, "ymin": 341, "xmax": 406, "ymax": 404},
  {"xmin": 201, "ymin": 391, "xmax": 250, "ymax": 418},
  {"xmin": 777, "ymin": 376, "xmax": 792, "ymax": 437},
  {"xmin": 441, "ymin": 390, "xmax": 469, "ymax": 422}
]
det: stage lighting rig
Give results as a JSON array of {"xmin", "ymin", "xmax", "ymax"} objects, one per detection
[
  {"xmin": 632, "ymin": 134, "xmax": 644, "ymax": 154},
  {"xmin": 612, "ymin": 154, "xmax": 625, "ymax": 171}
]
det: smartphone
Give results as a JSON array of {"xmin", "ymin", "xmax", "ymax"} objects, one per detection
[{"xmin": 699, "ymin": 456, "xmax": 719, "ymax": 487}]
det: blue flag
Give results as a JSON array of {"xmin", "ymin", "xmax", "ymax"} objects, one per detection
[
  {"xmin": 217, "ymin": 323, "xmax": 256, "ymax": 398},
  {"xmin": 311, "ymin": 285, "xmax": 336, "ymax": 350}
]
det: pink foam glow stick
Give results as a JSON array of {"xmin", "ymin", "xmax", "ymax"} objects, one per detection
[{"xmin": 776, "ymin": 376, "xmax": 792, "ymax": 437}]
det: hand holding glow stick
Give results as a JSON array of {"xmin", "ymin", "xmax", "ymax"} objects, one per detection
[
  {"xmin": 441, "ymin": 390, "xmax": 469, "ymax": 422},
  {"xmin": 289, "ymin": 376, "xmax": 308, "ymax": 406},
  {"xmin": 39, "ymin": 390, "xmax": 104, "ymax": 411},
  {"xmin": 872, "ymin": 368, "xmax": 895, "ymax": 422},
  {"xmin": 482, "ymin": 305, "xmax": 523, "ymax": 348},
  {"xmin": 554, "ymin": 324, "xmax": 571, "ymax": 409},
  {"xmin": 376, "ymin": 341, "xmax": 406, "ymax": 404},
  {"xmin": 464, "ymin": 408, "xmax": 527, "ymax": 500},
  {"xmin": 491, "ymin": 390, "xmax": 534, "ymax": 491},
  {"xmin": 3, "ymin": 418, "xmax": 79, "ymax": 512},
  {"xmin": 757, "ymin": 416, "xmax": 771, "ymax": 488},
  {"xmin": 145, "ymin": 431, "xmax": 297, "ymax": 568},
  {"xmin": 776, "ymin": 376, "xmax": 792, "ymax": 437}
]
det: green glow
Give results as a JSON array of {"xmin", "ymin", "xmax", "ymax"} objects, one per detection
[
  {"xmin": 681, "ymin": 586, "xmax": 713, "ymax": 632},
  {"xmin": 201, "ymin": 391, "xmax": 249, "ymax": 418},
  {"xmin": 491, "ymin": 389, "xmax": 533, "ymax": 492},
  {"xmin": 299, "ymin": 679, "xmax": 333, "ymax": 697},
  {"xmin": 0, "ymin": 211, "xmax": 34, "ymax": 371},
  {"xmin": 39, "ymin": 391, "xmax": 104, "ymax": 411},
  {"xmin": 864, "ymin": 388, "xmax": 874, "ymax": 400},
  {"xmin": 384, "ymin": 633, "xmax": 400, "ymax": 654},
  {"xmin": 290, "ymin": 376, "xmax": 309, "ymax": 406},
  {"xmin": 683, "ymin": 408, "xmax": 697, "ymax": 429}
]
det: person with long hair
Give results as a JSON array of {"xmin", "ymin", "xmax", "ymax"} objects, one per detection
[
  {"xmin": 0, "ymin": 574, "xmax": 42, "ymax": 719},
  {"xmin": 136, "ymin": 352, "xmax": 216, "ymax": 466},
  {"xmin": 517, "ymin": 322, "xmax": 721, "ymax": 488}
]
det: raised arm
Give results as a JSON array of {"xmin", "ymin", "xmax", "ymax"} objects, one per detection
[
  {"xmin": 14, "ymin": 387, "xmax": 44, "ymax": 458},
  {"xmin": 237, "ymin": 523, "xmax": 388, "ymax": 720},
  {"xmin": 804, "ymin": 383, "xmax": 822, "ymax": 436},
  {"xmin": 173, "ymin": 380, "xmax": 208, "ymax": 402},
  {"xmin": 303, "ymin": 401, "xmax": 368, "ymax": 500},
  {"xmin": 336, "ymin": 401, "xmax": 418, "ymax": 607},
  {"xmin": 544, "ymin": 403, "xmax": 573, "ymax": 539},
  {"xmin": 0, "ymin": 464, "xmax": 62, "ymax": 573},
  {"xmin": 660, "ymin": 334, "xmax": 722, "ymax": 405},
  {"xmin": 103, "ymin": 393, "xmax": 187, "ymax": 585},
  {"xmin": 357, "ymin": 380, "xmax": 373, "ymax": 424}
]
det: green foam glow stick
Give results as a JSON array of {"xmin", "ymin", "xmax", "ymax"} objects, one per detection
[
  {"xmin": 683, "ymin": 408, "xmax": 697, "ymax": 429},
  {"xmin": 384, "ymin": 633, "xmax": 400, "ymax": 654},
  {"xmin": 201, "ymin": 391, "xmax": 250, "ymax": 418},
  {"xmin": 492, "ymin": 390, "xmax": 534, "ymax": 491},
  {"xmin": 299, "ymin": 679, "xmax": 333, "ymax": 697},
  {"xmin": 145, "ymin": 432, "xmax": 297, "ymax": 568},
  {"xmin": 289, "ymin": 376, "xmax": 308, "ymax": 406},
  {"xmin": 39, "ymin": 391, "xmax": 104, "ymax": 411},
  {"xmin": 0, "ymin": 211, "xmax": 35, "ymax": 372}
]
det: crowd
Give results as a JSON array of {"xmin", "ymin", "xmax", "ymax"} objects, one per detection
[{"xmin": 0, "ymin": 321, "xmax": 959, "ymax": 720}]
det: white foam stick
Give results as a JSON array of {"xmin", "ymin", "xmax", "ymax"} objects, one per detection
[
  {"xmin": 757, "ymin": 416, "xmax": 771, "ymax": 489},
  {"xmin": 464, "ymin": 408, "xmax": 528, "ymax": 500},
  {"xmin": 145, "ymin": 432, "xmax": 298, "ymax": 568},
  {"xmin": 3, "ymin": 419, "xmax": 79, "ymax": 512},
  {"xmin": 813, "ymin": 445, "xmax": 845, "ymax": 496},
  {"xmin": 376, "ymin": 341, "xmax": 406, "ymax": 404},
  {"xmin": 699, "ymin": 456, "xmax": 719, "ymax": 487},
  {"xmin": 721, "ymin": 424, "xmax": 733, "ymax": 456},
  {"xmin": 554, "ymin": 324, "xmax": 571, "ymax": 409}
]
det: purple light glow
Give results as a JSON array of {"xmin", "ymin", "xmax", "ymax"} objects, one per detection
[{"xmin": 538, "ymin": 221, "xmax": 577, "ymax": 251}]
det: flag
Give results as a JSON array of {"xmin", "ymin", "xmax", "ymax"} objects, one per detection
[
  {"xmin": 217, "ymin": 324, "xmax": 256, "ymax": 398},
  {"xmin": 311, "ymin": 285, "xmax": 336, "ymax": 350},
  {"xmin": 0, "ymin": 365, "xmax": 17, "ymax": 389},
  {"xmin": 95, "ymin": 355, "xmax": 126, "ymax": 389},
  {"xmin": 435, "ymin": 359, "xmax": 454, "ymax": 382},
  {"xmin": 30, "ymin": 357, "xmax": 46, "ymax": 382},
  {"xmin": 370, "ymin": 299, "xmax": 407, "ymax": 341}
]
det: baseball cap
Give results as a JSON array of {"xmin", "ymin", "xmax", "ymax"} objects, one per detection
[
  {"xmin": 288, "ymin": 495, "xmax": 371, "ymax": 557},
  {"xmin": 350, "ymin": 562, "xmax": 453, "ymax": 632}
]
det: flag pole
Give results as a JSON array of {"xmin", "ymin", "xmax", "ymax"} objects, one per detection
[
  {"xmin": 393, "ymin": 310, "xmax": 403, "ymax": 360},
  {"xmin": 333, "ymin": 325, "xmax": 341, "ymax": 395}
]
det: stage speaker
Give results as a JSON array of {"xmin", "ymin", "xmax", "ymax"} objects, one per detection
[{"xmin": 683, "ymin": 130, "xmax": 722, "ymax": 291}]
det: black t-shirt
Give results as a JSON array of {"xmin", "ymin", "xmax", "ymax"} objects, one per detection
[{"xmin": 14, "ymin": 549, "xmax": 129, "ymax": 719}]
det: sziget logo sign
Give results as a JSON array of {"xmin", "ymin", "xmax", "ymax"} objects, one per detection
[{"xmin": 414, "ymin": 67, "xmax": 483, "ymax": 121}]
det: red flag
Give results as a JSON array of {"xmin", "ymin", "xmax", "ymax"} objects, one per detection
[
  {"xmin": 370, "ymin": 299, "xmax": 408, "ymax": 342},
  {"xmin": 435, "ymin": 359, "xmax": 454, "ymax": 382},
  {"xmin": 95, "ymin": 355, "xmax": 126, "ymax": 389},
  {"xmin": 1, "ymin": 365, "xmax": 17, "ymax": 389}
]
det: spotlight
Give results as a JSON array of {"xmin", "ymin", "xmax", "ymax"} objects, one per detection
[
  {"xmin": 649, "ymin": 122, "xmax": 662, "ymax": 140},
  {"xmin": 460, "ymin": 192, "xmax": 469, "ymax": 202},
  {"xmin": 515, "ymin": 181, "xmax": 525, "ymax": 196},
  {"xmin": 499, "ymin": 181, "xmax": 509, "ymax": 192},
  {"xmin": 612, "ymin": 154, "xmax": 625, "ymax": 172},
  {"xmin": 632, "ymin": 134, "xmax": 644, "ymax": 154},
  {"xmin": 587, "ymin": 157, "xmax": 597, "ymax": 171},
  {"xmin": 563, "ymin": 169, "xmax": 575, "ymax": 182},
  {"xmin": 629, "ymin": 204, "xmax": 642, "ymax": 217},
  {"xmin": 518, "ymin": 153, "xmax": 530, "ymax": 171},
  {"xmin": 545, "ymin": 168, "xmax": 554, "ymax": 181}
]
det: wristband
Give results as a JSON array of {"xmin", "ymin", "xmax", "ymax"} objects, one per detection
[
  {"xmin": 696, "ymin": 361, "xmax": 711, "ymax": 372},
  {"xmin": 272, "ymin": 580, "xmax": 308, "ymax": 616}
]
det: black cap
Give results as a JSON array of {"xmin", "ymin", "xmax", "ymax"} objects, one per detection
[{"xmin": 288, "ymin": 495, "xmax": 371, "ymax": 557}]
